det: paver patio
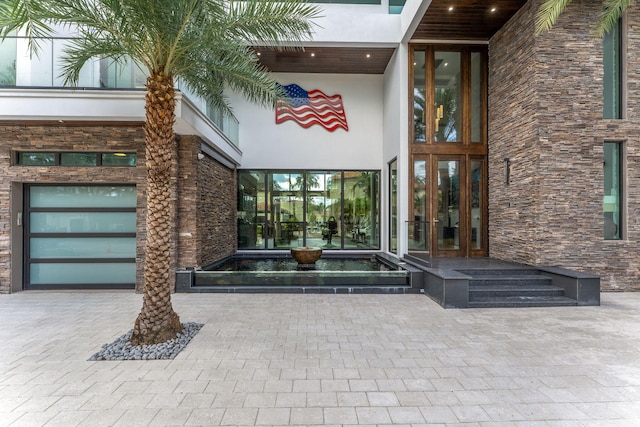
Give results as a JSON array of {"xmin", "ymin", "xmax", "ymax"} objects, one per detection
[{"xmin": 0, "ymin": 291, "xmax": 639, "ymax": 426}]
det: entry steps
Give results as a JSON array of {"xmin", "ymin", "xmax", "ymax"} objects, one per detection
[{"xmin": 460, "ymin": 269, "xmax": 578, "ymax": 308}]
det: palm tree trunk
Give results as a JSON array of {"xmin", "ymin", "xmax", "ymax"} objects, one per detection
[{"xmin": 131, "ymin": 71, "xmax": 183, "ymax": 346}]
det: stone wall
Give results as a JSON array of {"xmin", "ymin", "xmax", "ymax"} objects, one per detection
[
  {"xmin": 176, "ymin": 137, "xmax": 237, "ymax": 269},
  {"xmin": 489, "ymin": 0, "xmax": 640, "ymax": 290},
  {"xmin": 0, "ymin": 123, "xmax": 147, "ymax": 293}
]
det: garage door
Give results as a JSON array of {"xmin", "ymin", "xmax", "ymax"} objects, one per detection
[{"xmin": 25, "ymin": 185, "xmax": 137, "ymax": 289}]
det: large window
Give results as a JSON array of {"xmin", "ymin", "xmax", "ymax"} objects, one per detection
[
  {"xmin": 25, "ymin": 185, "xmax": 137, "ymax": 289},
  {"xmin": 604, "ymin": 142, "xmax": 623, "ymax": 240},
  {"xmin": 603, "ymin": 19, "xmax": 622, "ymax": 119},
  {"xmin": 389, "ymin": 159, "xmax": 398, "ymax": 253},
  {"xmin": 411, "ymin": 46, "xmax": 487, "ymax": 145},
  {"xmin": 238, "ymin": 170, "xmax": 380, "ymax": 250}
]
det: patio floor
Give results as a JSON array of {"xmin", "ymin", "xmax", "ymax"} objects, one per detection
[{"xmin": 0, "ymin": 291, "xmax": 639, "ymax": 426}]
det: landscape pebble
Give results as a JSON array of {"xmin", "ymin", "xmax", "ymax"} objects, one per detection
[{"xmin": 88, "ymin": 322, "xmax": 203, "ymax": 361}]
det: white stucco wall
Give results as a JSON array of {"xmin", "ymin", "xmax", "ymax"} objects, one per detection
[{"xmin": 229, "ymin": 73, "xmax": 384, "ymax": 170}]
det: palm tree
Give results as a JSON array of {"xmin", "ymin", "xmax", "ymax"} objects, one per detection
[
  {"xmin": 0, "ymin": 0, "xmax": 319, "ymax": 345},
  {"xmin": 536, "ymin": 0, "xmax": 632, "ymax": 36}
]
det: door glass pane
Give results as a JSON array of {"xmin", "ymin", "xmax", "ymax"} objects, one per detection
[
  {"xmin": 30, "ymin": 237, "xmax": 136, "ymax": 258},
  {"xmin": 413, "ymin": 50, "xmax": 426, "ymax": 143},
  {"xmin": 268, "ymin": 172, "xmax": 304, "ymax": 249},
  {"xmin": 471, "ymin": 52, "xmax": 483, "ymax": 142},
  {"xmin": 30, "ymin": 212, "xmax": 136, "ymax": 233},
  {"xmin": 305, "ymin": 171, "xmax": 337, "ymax": 248},
  {"xmin": 238, "ymin": 171, "xmax": 264, "ymax": 249},
  {"xmin": 434, "ymin": 52, "xmax": 461, "ymax": 143},
  {"xmin": 438, "ymin": 160, "xmax": 460, "ymax": 250},
  {"xmin": 343, "ymin": 171, "xmax": 379, "ymax": 249},
  {"xmin": 30, "ymin": 262, "xmax": 135, "ymax": 285},
  {"xmin": 410, "ymin": 160, "xmax": 428, "ymax": 252},
  {"xmin": 471, "ymin": 160, "xmax": 483, "ymax": 249},
  {"xmin": 389, "ymin": 160, "xmax": 398, "ymax": 253},
  {"xmin": 30, "ymin": 186, "xmax": 137, "ymax": 208}
]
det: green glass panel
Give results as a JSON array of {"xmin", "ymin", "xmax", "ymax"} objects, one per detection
[
  {"xmin": 471, "ymin": 160, "xmax": 483, "ymax": 249},
  {"xmin": 60, "ymin": 153, "xmax": 97, "ymax": 166},
  {"xmin": 603, "ymin": 20, "xmax": 621, "ymax": 119},
  {"xmin": 19, "ymin": 152, "xmax": 56, "ymax": 165},
  {"xmin": 102, "ymin": 153, "xmax": 137, "ymax": 166}
]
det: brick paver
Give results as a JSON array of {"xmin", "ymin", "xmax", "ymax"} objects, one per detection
[{"xmin": 0, "ymin": 292, "xmax": 639, "ymax": 426}]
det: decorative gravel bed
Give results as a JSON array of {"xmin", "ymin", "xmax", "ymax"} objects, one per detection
[{"xmin": 88, "ymin": 322, "xmax": 204, "ymax": 361}]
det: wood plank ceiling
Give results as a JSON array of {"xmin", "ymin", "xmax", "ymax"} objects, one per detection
[{"xmin": 255, "ymin": 0, "xmax": 527, "ymax": 74}]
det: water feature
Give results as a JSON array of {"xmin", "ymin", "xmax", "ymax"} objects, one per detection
[{"xmin": 175, "ymin": 253, "xmax": 417, "ymax": 293}]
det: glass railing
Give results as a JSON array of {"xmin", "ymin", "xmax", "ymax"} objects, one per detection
[
  {"xmin": 406, "ymin": 220, "xmax": 429, "ymax": 253},
  {"xmin": 0, "ymin": 36, "xmax": 239, "ymax": 147}
]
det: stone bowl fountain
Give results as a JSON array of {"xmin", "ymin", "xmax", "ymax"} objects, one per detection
[{"xmin": 290, "ymin": 246, "xmax": 322, "ymax": 270}]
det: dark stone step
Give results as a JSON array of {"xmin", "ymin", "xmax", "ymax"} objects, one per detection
[
  {"xmin": 469, "ymin": 275, "xmax": 553, "ymax": 287},
  {"xmin": 188, "ymin": 285, "xmax": 418, "ymax": 294},
  {"xmin": 468, "ymin": 296, "xmax": 578, "ymax": 308},
  {"xmin": 469, "ymin": 284, "xmax": 565, "ymax": 299},
  {"xmin": 457, "ymin": 268, "xmax": 542, "ymax": 277}
]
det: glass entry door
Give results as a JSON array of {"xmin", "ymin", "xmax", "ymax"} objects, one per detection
[{"xmin": 411, "ymin": 155, "xmax": 486, "ymax": 257}]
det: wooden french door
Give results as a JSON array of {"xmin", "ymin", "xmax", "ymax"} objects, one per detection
[{"xmin": 411, "ymin": 155, "xmax": 486, "ymax": 257}]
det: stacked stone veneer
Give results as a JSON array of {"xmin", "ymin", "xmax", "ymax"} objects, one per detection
[
  {"xmin": 489, "ymin": 0, "xmax": 640, "ymax": 290},
  {"xmin": 0, "ymin": 123, "xmax": 236, "ymax": 293},
  {"xmin": 177, "ymin": 136, "xmax": 237, "ymax": 269}
]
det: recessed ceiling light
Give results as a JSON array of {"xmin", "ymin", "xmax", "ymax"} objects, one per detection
[
  {"xmin": 448, "ymin": 6, "xmax": 454, "ymax": 12},
  {"xmin": 444, "ymin": 62, "xmax": 448, "ymax": 67},
  {"xmin": 491, "ymin": 7, "xmax": 497, "ymax": 12},
  {"xmin": 256, "ymin": 52, "xmax": 261, "ymax": 56},
  {"xmin": 310, "ymin": 52, "xmax": 315, "ymax": 57},
  {"xmin": 366, "ymin": 53, "xmax": 371, "ymax": 58}
]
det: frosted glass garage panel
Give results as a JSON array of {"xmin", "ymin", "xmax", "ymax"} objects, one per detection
[
  {"xmin": 29, "ymin": 263, "xmax": 136, "ymax": 284},
  {"xmin": 30, "ymin": 237, "xmax": 136, "ymax": 258},
  {"xmin": 30, "ymin": 186, "xmax": 137, "ymax": 208},
  {"xmin": 30, "ymin": 212, "xmax": 136, "ymax": 233}
]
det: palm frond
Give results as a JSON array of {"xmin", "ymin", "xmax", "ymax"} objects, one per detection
[
  {"xmin": 224, "ymin": 0, "xmax": 321, "ymax": 48},
  {"xmin": 594, "ymin": 0, "xmax": 633, "ymax": 38},
  {"xmin": 535, "ymin": 0, "xmax": 573, "ymax": 34}
]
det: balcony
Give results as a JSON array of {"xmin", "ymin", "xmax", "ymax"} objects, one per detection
[{"xmin": 0, "ymin": 36, "xmax": 239, "ymax": 149}]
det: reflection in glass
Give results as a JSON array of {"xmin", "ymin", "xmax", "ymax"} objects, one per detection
[
  {"xmin": 604, "ymin": 142, "xmax": 622, "ymax": 240},
  {"xmin": 343, "ymin": 171, "xmax": 378, "ymax": 249},
  {"xmin": 238, "ymin": 171, "xmax": 264, "ymax": 249},
  {"xmin": 238, "ymin": 170, "xmax": 379, "ymax": 250},
  {"xmin": 471, "ymin": 52, "xmax": 483, "ymax": 142},
  {"xmin": 413, "ymin": 50, "xmax": 426, "ymax": 143},
  {"xmin": 18, "ymin": 152, "xmax": 56, "ymax": 166},
  {"xmin": 471, "ymin": 160, "xmax": 483, "ymax": 249},
  {"xmin": 61, "ymin": 153, "xmax": 97, "ymax": 166},
  {"xmin": 411, "ymin": 160, "xmax": 428, "ymax": 252},
  {"xmin": 603, "ymin": 19, "xmax": 621, "ymax": 119},
  {"xmin": 434, "ymin": 52, "xmax": 461, "ymax": 142},
  {"xmin": 31, "ymin": 212, "xmax": 136, "ymax": 233},
  {"xmin": 389, "ymin": 160, "xmax": 398, "ymax": 253},
  {"xmin": 102, "ymin": 153, "xmax": 137, "ymax": 166},
  {"xmin": 438, "ymin": 160, "xmax": 460, "ymax": 250}
]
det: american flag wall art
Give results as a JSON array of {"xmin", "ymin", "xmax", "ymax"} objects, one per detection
[{"xmin": 275, "ymin": 83, "xmax": 349, "ymax": 132}]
